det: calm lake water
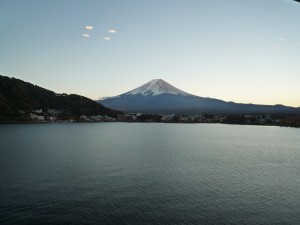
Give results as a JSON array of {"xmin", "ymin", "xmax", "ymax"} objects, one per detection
[{"xmin": 0, "ymin": 123, "xmax": 300, "ymax": 225}]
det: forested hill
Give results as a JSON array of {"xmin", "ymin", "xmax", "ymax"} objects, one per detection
[{"xmin": 0, "ymin": 75, "xmax": 121, "ymax": 121}]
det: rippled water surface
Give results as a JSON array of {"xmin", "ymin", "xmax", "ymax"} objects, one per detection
[{"xmin": 1, "ymin": 123, "xmax": 300, "ymax": 225}]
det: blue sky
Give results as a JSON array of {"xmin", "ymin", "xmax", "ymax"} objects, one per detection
[{"xmin": 0, "ymin": 0, "xmax": 300, "ymax": 106}]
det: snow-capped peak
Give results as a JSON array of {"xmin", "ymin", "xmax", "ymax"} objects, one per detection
[{"xmin": 122, "ymin": 79, "xmax": 191, "ymax": 96}]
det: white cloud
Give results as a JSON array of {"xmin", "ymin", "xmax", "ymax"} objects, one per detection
[
  {"xmin": 278, "ymin": 38, "xmax": 286, "ymax": 41},
  {"xmin": 108, "ymin": 29, "xmax": 117, "ymax": 33},
  {"xmin": 294, "ymin": 43, "xmax": 300, "ymax": 47},
  {"xmin": 272, "ymin": 44, "xmax": 278, "ymax": 48},
  {"xmin": 104, "ymin": 37, "xmax": 111, "ymax": 40},
  {"xmin": 85, "ymin": 25, "xmax": 94, "ymax": 30},
  {"xmin": 83, "ymin": 33, "xmax": 90, "ymax": 38}
]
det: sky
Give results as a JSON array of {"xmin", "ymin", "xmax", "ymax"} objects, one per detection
[{"xmin": 0, "ymin": 0, "xmax": 300, "ymax": 107}]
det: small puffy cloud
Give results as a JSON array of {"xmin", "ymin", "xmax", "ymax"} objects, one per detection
[
  {"xmin": 294, "ymin": 43, "xmax": 300, "ymax": 47},
  {"xmin": 83, "ymin": 33, "xmax": 90, "ymax": 38},
  {"xmin": 108, "ymin": 29, "xmax": 117, "ymax": 33},
  {"xmin": 272, "ymin": 44, "xmax": 278, "ymax": 48},
  {"xmin": 104, "ymin": 37, "xmax": 111, "ymax": 40},
  {"xmin": 85, "ymin": 25, "xmax": 94, "ymax": 30},
  {"xmin": 278, "ymin": 38, "xmax": 286, "ymax": 41}
]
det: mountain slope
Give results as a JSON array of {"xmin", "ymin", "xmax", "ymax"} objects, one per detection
[
  {"xmin": 98, "ymin": 79, "xmax": 300, "ymax": 114},
  {"xmin": 0, "ymin": 75, "xmax": 121, "ymax": 121}
]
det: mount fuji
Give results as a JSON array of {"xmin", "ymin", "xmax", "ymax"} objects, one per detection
[{"xmin": 98, "ymin": 79, "xmax": 299, "ymax": 114}]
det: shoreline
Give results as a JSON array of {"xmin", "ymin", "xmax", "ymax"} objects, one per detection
[{"xmin": 1, "ymin": 120, "xmax": 299, "ymax": 128}]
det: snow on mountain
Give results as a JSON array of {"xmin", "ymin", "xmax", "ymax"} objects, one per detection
[{"xmin": 122, "ymin": 79, "xmax": 191, "ymax": 96}]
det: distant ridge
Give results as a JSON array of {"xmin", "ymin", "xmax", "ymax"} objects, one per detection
[
  {"xmin": 0, "ymin": 75, "xmax": 121, "ymax": 121},
  {"xmin": 98, "ymin": 79, "xmax": 300, "ymax": 114}
]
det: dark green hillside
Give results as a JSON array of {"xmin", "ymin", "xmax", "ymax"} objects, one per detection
[{"xmin": 0, "ymin": 75, "xmax": 121, "ymax": 121}]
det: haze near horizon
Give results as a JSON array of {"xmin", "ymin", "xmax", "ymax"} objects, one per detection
[{"xmin": 0, "ymin": 0, "xmax": 300, "ymax": 107}]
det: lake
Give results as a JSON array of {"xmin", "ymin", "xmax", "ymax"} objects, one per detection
[{"xmin": 0, "ymin": 123, "xmax": 300, "ymax": 225}]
